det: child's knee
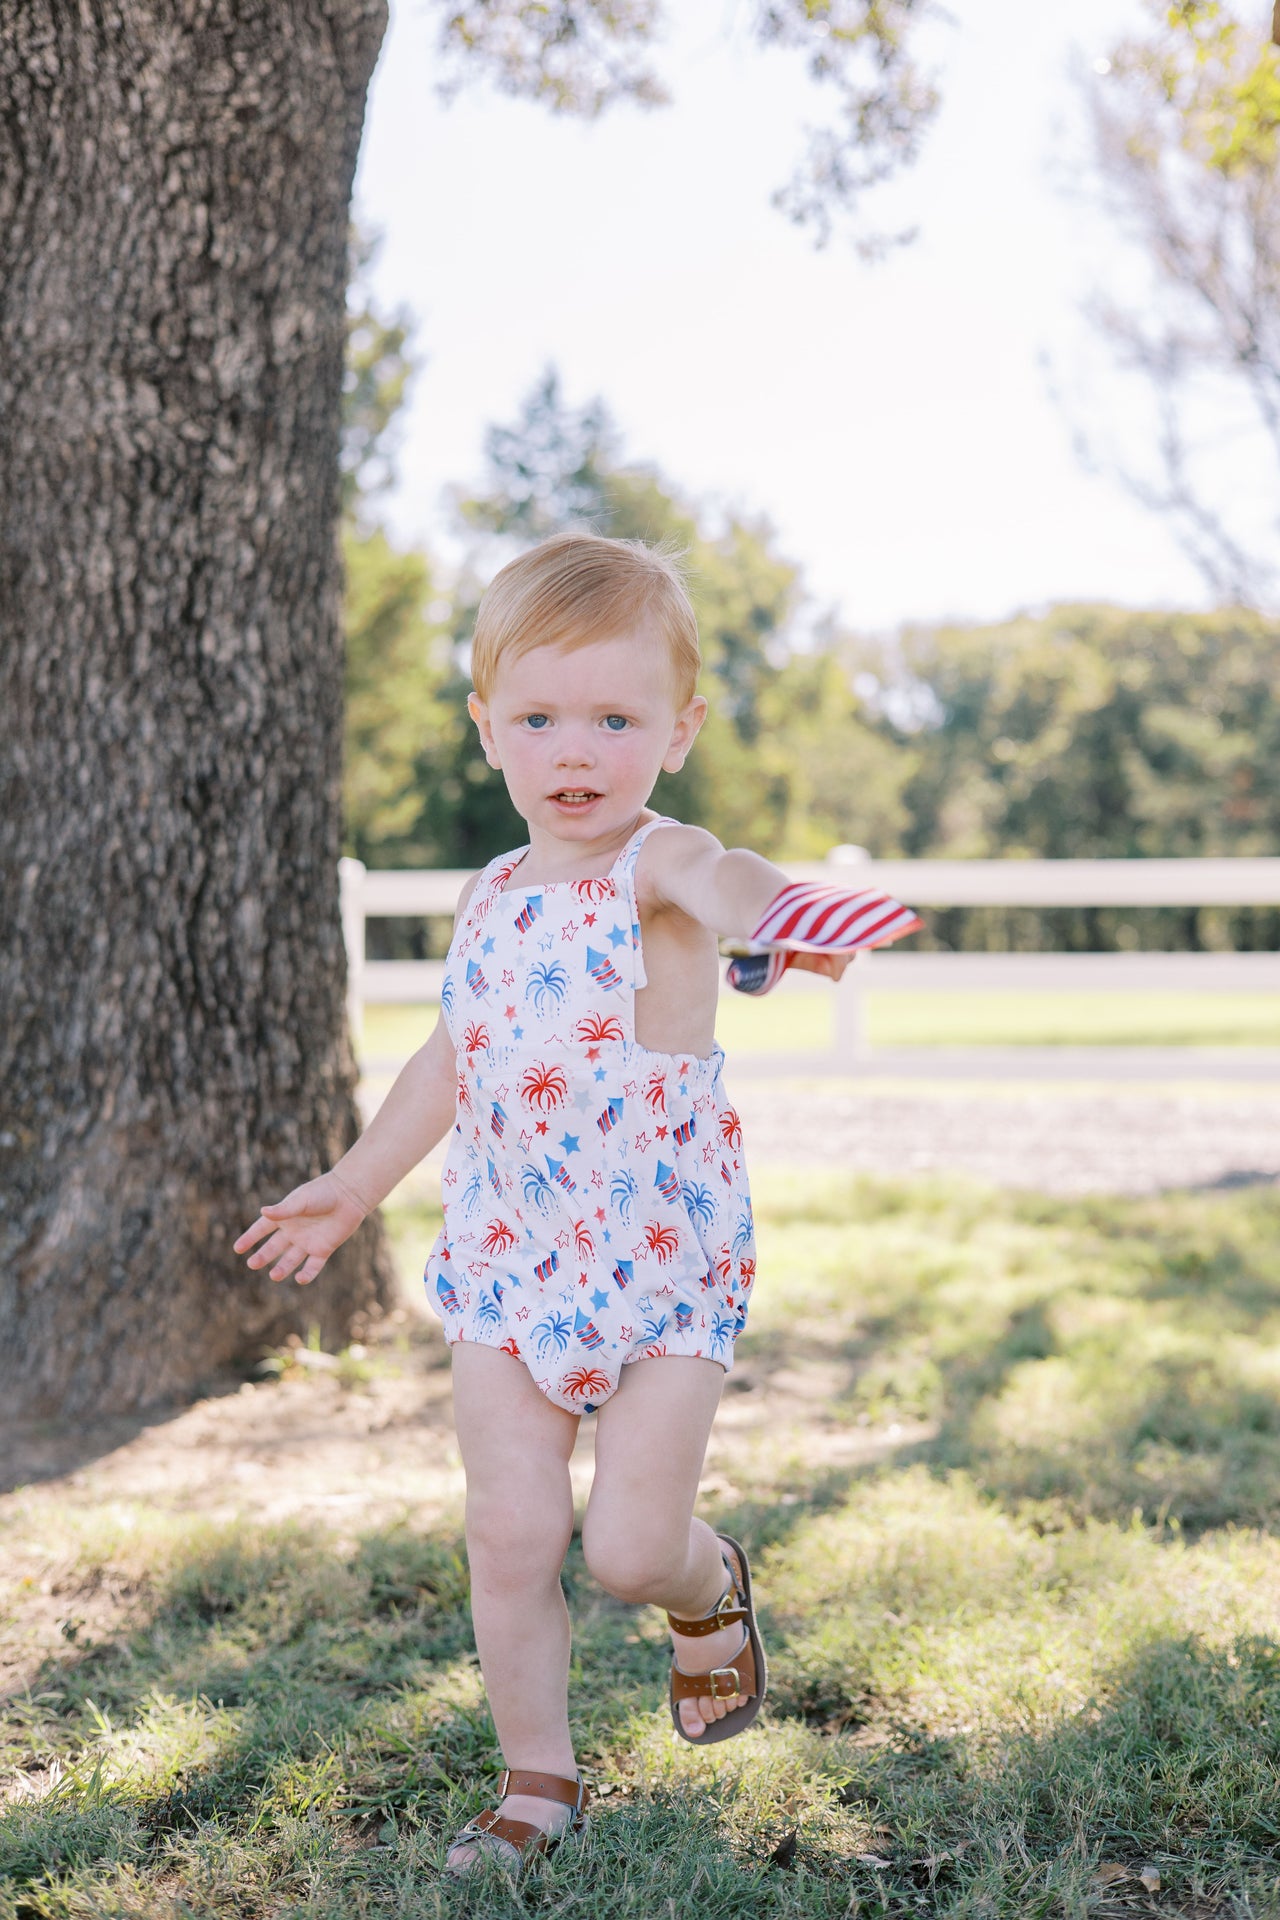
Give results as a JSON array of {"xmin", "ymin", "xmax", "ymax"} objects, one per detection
[
  {"xmin": 465, "ymin": 1486, "xmax": 570, "ymax": 1585},
  {"xmin": 580, "ymin": 1511, "xmax": 683, "ymax": 1604}
]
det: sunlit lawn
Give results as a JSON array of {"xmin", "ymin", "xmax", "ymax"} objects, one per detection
[
  {"xmin": 361, "ymin": 989, "xmax": 1280, "ymax": 1063},
  {"xmin": 4, "ymin": 1175, "xmax": 1280, "ymax": 1915}
]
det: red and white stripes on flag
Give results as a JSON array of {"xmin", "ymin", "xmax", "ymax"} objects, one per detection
[
  {"xmin": 752, "ymin": 880, "xmax": 923, "ymax": 954},
  {"xmin": 726, "ymin": 879, "xmax": 923, "ymax": 996}
]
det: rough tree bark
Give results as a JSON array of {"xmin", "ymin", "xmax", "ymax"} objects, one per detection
[{"xmin": 0, "ymin": 1, "xmax": 396, "ymax": 1418}]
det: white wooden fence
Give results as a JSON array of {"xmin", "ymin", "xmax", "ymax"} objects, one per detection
[{"xmin": 339, "ymin": 853, "xmax": 1280, "ymax": 1080}]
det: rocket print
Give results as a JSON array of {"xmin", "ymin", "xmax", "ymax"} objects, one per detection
[
  {"xmin": 585, "ymin": 946, "xmax": 623, "ymax": 991},
  {"xmin": 574, "ymin": 1307, "xmax": 606, "ymax": 1350},
  {"xmin": 654, "ymin": 1160, "xmax": 682, "ymax": 1203}
]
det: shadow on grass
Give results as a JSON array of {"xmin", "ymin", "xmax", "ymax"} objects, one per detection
[
  {"xmin": 4, "ymin": 1503, "xmax": 1280, "ymax": 1917},
  {"xmin": 747, "ymin": 1178, "xmax": 1280, "ymax": 1536},
  {"xmin": 0, "ymin": 1378, "xmax": 251, "ymax": 1500}
]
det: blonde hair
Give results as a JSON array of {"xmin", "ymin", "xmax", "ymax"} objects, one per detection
[{"xmin": 471, "ymin": 531, "xmax": 700, "ymax": 704}]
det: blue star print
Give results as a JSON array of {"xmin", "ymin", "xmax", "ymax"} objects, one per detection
[
  {"xmin": 558, "ymin": 1133, "xmax": 581, "ymax": 1155},
  {"xmin": 607, "ymin": 924, "xmax": 628, "ymax": 949}
]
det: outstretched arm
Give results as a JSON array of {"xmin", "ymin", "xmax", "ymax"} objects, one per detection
[
  {"xmin": 648, "ymin": 828, "xmax": 795, "ymax": 940},
  {"xmin": 649, "ymin": 826, "xmax": 922, "ymax": 995},
  {"xmin": 233, "ymin": 877, "xmax": 477, "ymax": 1284}
]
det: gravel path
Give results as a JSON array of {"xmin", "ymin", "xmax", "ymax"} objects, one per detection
[{"xmin": 730, "ymin": 1082, "xmax": 1280, "ymax": 1195}]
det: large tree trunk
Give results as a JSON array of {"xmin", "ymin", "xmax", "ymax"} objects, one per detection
[{"xmin": 0, "ymin": 0, "xmax": 395, "ymax": 1418}]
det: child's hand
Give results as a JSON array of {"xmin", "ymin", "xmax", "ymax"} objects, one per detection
[
  {"xmin": 789, "ymin": 951, "xmax": 855, "ymax": 982},
  {"xmin": 233, "ymin": 1173, "xmax": 369, "ymax": 1285}
]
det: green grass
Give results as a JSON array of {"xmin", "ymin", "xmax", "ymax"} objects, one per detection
[
  {"xmin": 864, "ymin": 990, "xmax": 1280, "ymax": 1050},
  {"xmin": 5, "ymin": 1178, "xmax": 1280, "ymax": 1915},
  {"xmin": 360, "ymin": 990, "xmax": 1280, "ymax": 1063}
]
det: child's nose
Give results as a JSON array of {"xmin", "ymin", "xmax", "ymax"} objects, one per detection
[{"xmin": 554, "ymin": 728, "xmax": 595, "ymax": 766}]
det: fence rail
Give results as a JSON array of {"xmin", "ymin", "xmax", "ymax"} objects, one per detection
[{"xmin": 339, "ymin": 855, "xmax": 1280, "ymax": 1081}]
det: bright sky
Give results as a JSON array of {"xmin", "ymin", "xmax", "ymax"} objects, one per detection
[{"xmin": 354, "ymin": 0, "xmax": 1216, "ymax": 632}]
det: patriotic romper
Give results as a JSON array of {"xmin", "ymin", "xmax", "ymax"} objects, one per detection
[{"xmin": 423, "ymin": 817, "xmax": 756, "ymax": 1414}]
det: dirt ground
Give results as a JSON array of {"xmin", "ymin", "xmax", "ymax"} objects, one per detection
[
  {"xmin": 730, "ymin": 1079, "xmax": 1280, "ymax": 1195},
  {"xmin": 4, "ymin": 1080, "xmax": 1276, "ymax": 1701}
]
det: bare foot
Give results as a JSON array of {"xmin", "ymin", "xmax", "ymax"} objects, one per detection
[
  {"xmin": 669, "ymin": 1613, "xmax": 750, "ymax": 1739},
  {"xmin": 445, "ymin": 1792, "xmax": 573, "ymax": 1875}
]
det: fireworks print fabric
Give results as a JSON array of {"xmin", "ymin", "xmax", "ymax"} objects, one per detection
[{"xmin": 424, "ymin": 818, "xmax": 755, "ymax": 1413}]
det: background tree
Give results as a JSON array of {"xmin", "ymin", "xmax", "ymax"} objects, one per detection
[
  {"xmin": 0, "ymin": 1, "xmax": 935, "ymax": 1418},
  {"xmin": 1083, "ymin": 0, "xmax": 1280, "ymax": 604},
  {"xmin": 860, "ymin": 602, "xmax": 1280, "ymax": 951}
]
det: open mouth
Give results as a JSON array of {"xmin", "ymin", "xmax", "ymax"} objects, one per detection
[{"xmin": 551, "ymin": 789, "xmax": 602, "ymax": 806}]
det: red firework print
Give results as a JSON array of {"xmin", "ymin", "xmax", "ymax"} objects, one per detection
[
  {"xmin": 643, "ymin": 1221, "xmax": 681, "ymax": 1263},
  {"xmin": 563, "ymin": 1365, "xmax": 612, "ymax": 1399},
  {"xmin": 426, "ymin": 815, "xmax": 758, "ymax": 1419},
  {"xmin": 481, "ymin": 1218, "xmax": 518, "ymax": 1255},
  {"xmin": 642, "ymin": 1069, "xmax": 667, "ymax": 1114},
  {"xmin": 520, "ymin": 1060, "xmax": 569, "ymax": 1111},
  {"xmin": 574, "ymin": 1009, "xmax": 624, "ymax": 1045}
]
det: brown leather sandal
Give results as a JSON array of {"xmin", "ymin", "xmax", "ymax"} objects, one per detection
[
  {"xmin": 445, "ymin": 1768, "xmax": 589, "ymax": 1876},
  {"xmin": 666, "ymin": 1532, "xmax": 768, "ymax": 1745}
]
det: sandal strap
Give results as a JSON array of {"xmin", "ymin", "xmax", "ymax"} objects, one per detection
[
  {"xmin": 666, "ymin": 1559, "xmax": 748, "ymax": 1637},
  {"xmin": 498, "ymin": 1768, "xmax": 589, "ymax": 1815},
  {"xmin": 666, "ymin": 1598, "xmax": 748, "ymax": 1635},
  {"xmin": 669, "ymin": 1629, "xmax": 757, "ymax": 1703},
  {"xmin": 470, "ymin": 1809, "xmax": 551, "ymax": 1855}
]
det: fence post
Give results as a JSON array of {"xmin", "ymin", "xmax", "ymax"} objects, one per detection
[
  {"xmin": 338, "ymin": 857, "xmax": 367, "ymax": 1053},
  {"xmin": 833, "ymin": 952, "xmax": 867, "ymax": 1071},
  {"xmin": 828, "ymin": 844, "xmax": 870, "ymax": 1073}
]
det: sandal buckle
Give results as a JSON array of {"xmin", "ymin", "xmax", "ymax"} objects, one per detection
[{"xmin": 708, "ymin": 1665, "xmax": 741, "ymax": 1699}]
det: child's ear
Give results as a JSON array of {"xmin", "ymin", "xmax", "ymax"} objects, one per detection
[
  {"xmin": 468, "ymin": 692, "xmax": 502, "ymax": 769},
  {"xmin": 662, "ymin": 694, "xmax": 708, "ymax": 774}
]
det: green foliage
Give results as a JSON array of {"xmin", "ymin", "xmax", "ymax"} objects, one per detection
[
  {"xmin": 861, "ymin": 602, "xmax": 1280, "ymax": 950},
  {"xmin": 1111, "ymin": 0, "xmax": 1280, "ymax": 174},
  {"xmin": 431, "ymin": 0, "xmax": 670, "ymax": 117},
  {"xmin": 886, "ymin": 603, "xmax": 1280, "ymax": 860}
]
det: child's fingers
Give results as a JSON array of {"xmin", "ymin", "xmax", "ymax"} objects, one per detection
[
  {"xmin": 245, "ymin": 1229, "xmax": 290, "ymax": 1271},
  {"xmin": 295, "ymin": 1254, "xmax": 327, "ymax": 1286},
  {"xmin": 269, "ymin": 1242, "xmax": 307, "ymax": 1282},
  {"xmin": 234, "ymin": 1217, "xmax": 275, "ymax": 1256}
]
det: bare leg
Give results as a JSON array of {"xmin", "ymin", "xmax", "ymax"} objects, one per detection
[
  {"xmin": 582, "ymin": 1356, "xmax": 748, "ymax": 1738},
  {"xmin": 448, "ymin": 1344, "xmax": 581, "ymax": 1870}
]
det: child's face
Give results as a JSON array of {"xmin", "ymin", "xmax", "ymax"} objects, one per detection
[{"xmin": 468, "ymin": 627, "xmax": 707, "ymax": 847}]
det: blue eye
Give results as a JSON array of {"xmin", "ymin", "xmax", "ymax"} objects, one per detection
[
  {"xmin": 524, "ymin": 714, "xmax": 549, "ymax": 730},
  {"xmin": 603, "ymin": 715, "xmax": 631, "ymax": 732}
]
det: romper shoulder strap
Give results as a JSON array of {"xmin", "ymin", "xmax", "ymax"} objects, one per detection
[{"xmin": 610, "ymin": 814, "xmax": 680, "ymax": 887}]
